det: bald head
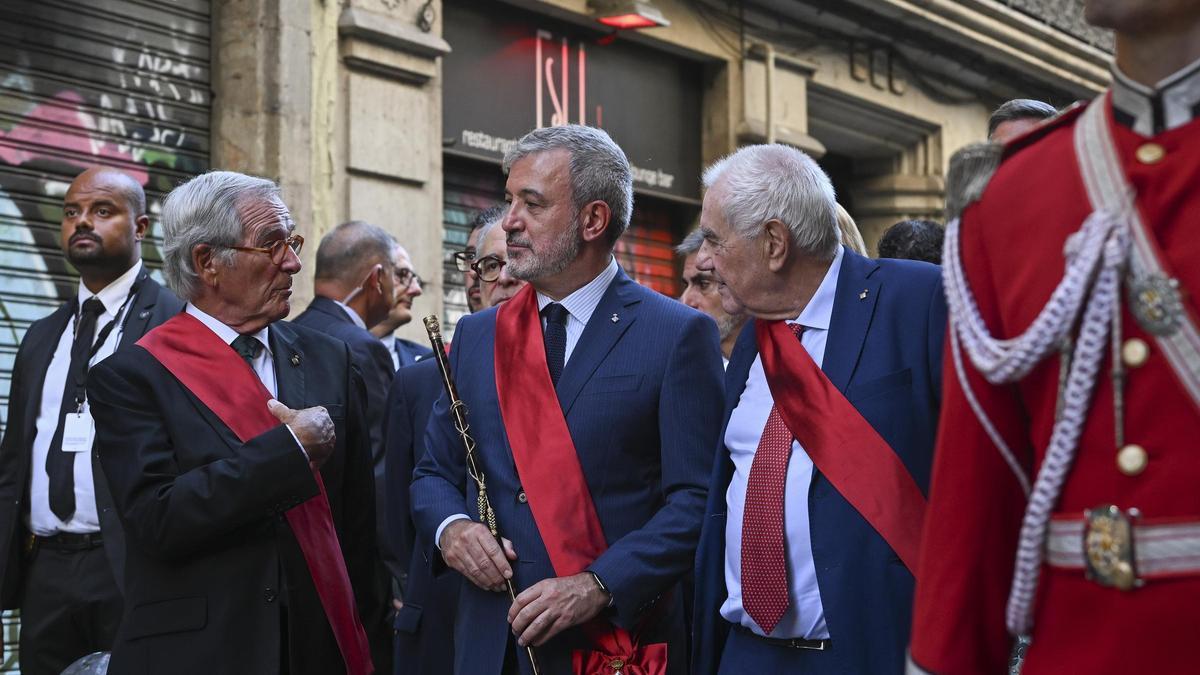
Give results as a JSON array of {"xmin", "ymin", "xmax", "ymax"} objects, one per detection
[
  {"xmin": 70, "ymin": 166, "xmax": 147, "ymax": 218},
  {"xmin": 61, "ymin": 166, "xmax": 149, "ymax": 291},
  {"xmin": 314, "ymin": 220, "xmax": 397, "ymax": 286}
]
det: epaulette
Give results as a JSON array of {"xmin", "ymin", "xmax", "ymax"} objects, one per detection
[{"xmin": 944, "ymin": 100, "xmax": 1089, "ymax": 221}]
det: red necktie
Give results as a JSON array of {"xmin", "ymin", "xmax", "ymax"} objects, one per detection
[{"xmin": 740, "ymin": 322, "xmax": 803, "ymax": 635}]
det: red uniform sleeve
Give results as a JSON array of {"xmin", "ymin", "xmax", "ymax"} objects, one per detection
[{"xmin": 908, "ymin": 208, "xmax": 1035, "ymax": 674}]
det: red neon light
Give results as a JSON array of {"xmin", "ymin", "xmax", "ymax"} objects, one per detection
[{"xmin": 597, "ymin": 13, "xmax": 659, "ymax": 29}]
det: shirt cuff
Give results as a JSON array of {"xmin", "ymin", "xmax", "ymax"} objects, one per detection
[
  {"xmin": 285, "ymin": 425, "xmax": 308, "ymax": 460},
  {"xmin": 435, "ymin": 514, "xmax": 471, "ymax": 550}
]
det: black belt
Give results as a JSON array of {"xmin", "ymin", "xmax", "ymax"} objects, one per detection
[
  {"xmin": 733, "ymin": 624, "xmax": 831, "ymax": 651},
  {"xmin": 34, "ymin": 531, "xmax": 104, "ymax": 552}
]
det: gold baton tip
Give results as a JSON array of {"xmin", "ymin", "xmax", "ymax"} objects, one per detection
[{"xmin": 423, "ymin": 315, "xmax": 442, "ymax": 335}]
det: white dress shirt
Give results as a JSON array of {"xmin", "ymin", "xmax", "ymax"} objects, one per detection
[
  {"xmin": 434, "ymin": 256, "xmax": 620, "ymax": 549},
  {"xmin": 534, "ymin": 255, "xmax": 619, "ymax": 366},
  {"xmin": 29, "ymin": 261, "xmax": 143, "ymax": 535},
  {"xmin": 334, "ymin": 299, "xmax": 368, "ymax": 330},
  {"xmin": 184, "ymin": 305, "xmax": 305, "ymax": 456},
  {"xmin": 721, "ymin": 245, "xmax": 843, "ymax": 639}
]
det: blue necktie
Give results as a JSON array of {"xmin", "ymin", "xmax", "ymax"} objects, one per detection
[{"xmin": 542, "ymin": 303, "xmax": 569, "ymax": 386}]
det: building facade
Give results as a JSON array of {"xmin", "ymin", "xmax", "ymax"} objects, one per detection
[{"xmin": 0, "ymin": 0, "xmax": 1109, "ymax": 669}]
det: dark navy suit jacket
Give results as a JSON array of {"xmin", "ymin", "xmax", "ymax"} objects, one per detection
[
  {"xmin": 692, "ymin": 248, "xmax": 947, "ymax": 674},
  {"xmin": 292, "ymin": 296, "xmax": 401, "ymax": 578},
  {"xmin": 393, "ymin": 337, "xmax": 433, "ymax": 369},
  {"xmin": 411, "ymin": 268, "xmax": 725, "ymax": 675},
  {"xmin": 383, "ymin": 357, "xmax": 458, "ymax": 675}
]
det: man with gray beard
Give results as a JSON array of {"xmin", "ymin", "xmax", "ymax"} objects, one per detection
[
  {"xmin": 677, "ymin": 228, "xmax": 748, "ymax": 366},
  {"xmin": 411, "ymin": 124, "xmax": 724, "ymax": 674}
]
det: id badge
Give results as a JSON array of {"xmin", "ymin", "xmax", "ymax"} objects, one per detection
[{"xmin": 61, "ymin": 410, "xmax": 95, "ymax": 453}]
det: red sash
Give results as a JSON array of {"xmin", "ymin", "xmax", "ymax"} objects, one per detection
[
  {"xmin": 494, "ymin": 286, "xmax": 667, "ymax": 675},
  {"xmin": 138, "ymin": 312, "xmax": 374, "ymax": 675},
  {"xmin": 756, "ymin": 318, "xmax": 926, "ymax": 572}
]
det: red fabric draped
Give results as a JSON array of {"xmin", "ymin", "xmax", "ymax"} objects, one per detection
[
  {"xmin": 756, "ymin": 318, "xmax": 926, "ymax": 572},
  {"xmin": 138, "ymin": 312, "xmax": 374, "ymax": 675},
  {"xmin": 495, "ymin": 286, "xmax": 666, "ymax": 675}
]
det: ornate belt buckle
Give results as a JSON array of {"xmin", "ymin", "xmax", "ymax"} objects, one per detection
[{"xmin": 1083, "ymin": 504, "xmax": 1142, "ymax": 591}]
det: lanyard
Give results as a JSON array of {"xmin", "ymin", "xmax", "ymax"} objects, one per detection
[{"xmin": 70, "ymin": 273, "xmax": 145, "ymax": 408}]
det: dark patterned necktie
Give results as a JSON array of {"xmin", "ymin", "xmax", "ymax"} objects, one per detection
[
  {"xmin": 232, "ymin": 334, "xmax": 262, "ymax": 368},
  {"xmin": 542, "ymin": 303, "xmax": 569, "ymax": 386},
  {"xmin": 740, "ymin": 322, "xmax": 805, "ymax": 634},
  {"xmin": 47, "ymin": 297, "xmax": 105, "ymax": 521}
]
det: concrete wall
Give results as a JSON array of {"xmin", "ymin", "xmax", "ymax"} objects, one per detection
[{"xmin": 212, "ymin": 0, "xmax": 448, "ymax": 344}]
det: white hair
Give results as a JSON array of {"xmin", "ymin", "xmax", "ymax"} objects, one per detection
[
  {"xmin": 703, "ymin": 144, "xmax": 840, "ymax": 259},
  {"xmin": 503, "ymin": 124, "xmax": 634, "ymax": 244},
  {"xmin": 474, "ymin": 208, "xmax": 509, "ymax": 255},
  {"xmin": 161, "ymin": 171, "xmax": 280, "ymax": 300}
]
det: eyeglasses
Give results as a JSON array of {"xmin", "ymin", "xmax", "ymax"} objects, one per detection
[
  {"xmin": 453, "ymin": 249, "xmax": 475, "ymax": 272},
  {"xmin": 470, "ymin": 255, "xmax": 507, "ymax": 283},
  {"xmin": 224, "ymin": 234, "xmax": 304, "ymax": 265},
  {"xmin": 396, "ymin": 267, "xmax": 423, "ymax": 288}
]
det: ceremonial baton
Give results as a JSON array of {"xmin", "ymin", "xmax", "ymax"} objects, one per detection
[{"xmin": 423, "ymin": 316, "xmax": 541, "ymax": 675}]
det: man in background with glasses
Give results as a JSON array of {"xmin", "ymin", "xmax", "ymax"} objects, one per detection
[
  {"xmin": 370, "ymin": 243, "xmax": 431, "ymax": 370},
  {"xmin": 86, "ymin": 171, "xmax": 389, "ymax": 674},
  {"xmin": 294, "ymin": 220, "xmax": 411, "ymax": 615},
  {"xmin": 454, "ymin": 204, "xmax": 508, "ymax": 314}
]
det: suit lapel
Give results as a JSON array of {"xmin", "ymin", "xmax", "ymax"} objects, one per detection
[
  {"xmin": 20, "ymin": 304, "xmax": 73, "ymax": 444},
  {"xmin": 118, "ymin": 272, "xmax": 159, "ymax": 347},
  {"xmin": 555, "ymin": 271, "xmax": 640, "ymax": 417},
  {"xmin": 269, "ymin": 322, "xmax": 306, "ymax": 409},
  {"xmin": 822, "ymin": 248, "xmax": 881, "ymax": 393}
]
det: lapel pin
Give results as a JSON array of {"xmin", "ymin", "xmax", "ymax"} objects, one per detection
[
  {"xmin": 859, "ymin": 289, "xmax": 869, "ymax": 301},
  {"xmin": 138, "ymin": 310, "xmax": 151, "ymax": 319},
  {"xmin": 611, "ymin": 313, "xmax": 619, "ymax": 323},
  {"xmin": 290, "ymin": 353, "xmax": 301, "ymax": 367}
]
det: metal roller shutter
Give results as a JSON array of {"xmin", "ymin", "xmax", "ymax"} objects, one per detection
[{"xmin": 0, "ymin": 0, "xmax": 211, "ymax": 667}]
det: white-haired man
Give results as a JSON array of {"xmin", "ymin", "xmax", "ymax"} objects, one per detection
[
  {"xmin": 86, "ymin": 171, "xmax": 389, "ymax": 675},
  {"xmin": 691, "ymin": 144, "xmax": 946, "ymax": 674},
  {"xmin": 411, "ymin": 124, "xmax": 724, "ymax": 674}
]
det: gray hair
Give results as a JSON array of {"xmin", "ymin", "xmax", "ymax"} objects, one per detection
[
  {"xmin": 675, "ymin": 228, "xmax": 705, "ymax": 256},
  {"xmin": 474, "ymin": 207, "xmax": 509, "ymax": 254},
  {"xmin": 314, "ymin": 220, "xmax": 397, "ymax": 283},
  {"xmin": 703, "ymin": 144, "xmax": 839, "ymax": 260},
  {"xmin": 502, "ymin": 124, "xmax": 633, "ymax": 245},
  {"xmin": 161, "ymin": 171, "xmax": 280, "ymax": 300},
  {"xmin": 988, "ymin": 99, "xmax": 1057, "ymax": 138}
]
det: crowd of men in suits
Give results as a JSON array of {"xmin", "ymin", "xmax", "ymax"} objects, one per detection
[{"xmin": 2, "ymin": 4, "xmax": 1198, "ymax": 673}]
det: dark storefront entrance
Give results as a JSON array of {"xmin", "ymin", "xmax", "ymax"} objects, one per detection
[{"xmin": 440, "ymin": 0, "xmax": 703, "ymax": 335}]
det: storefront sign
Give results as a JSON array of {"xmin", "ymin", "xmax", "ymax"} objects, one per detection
[{"xmin": 443, "ymin": 1, "xmax": 702, "ymax": 200}]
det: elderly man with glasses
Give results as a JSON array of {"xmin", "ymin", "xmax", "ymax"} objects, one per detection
[{"xmin": 86, "ymin": 171, "xmax": 390, "ymax": 675}]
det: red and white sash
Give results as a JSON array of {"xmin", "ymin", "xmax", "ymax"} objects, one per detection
[
  {"xmin": 756, "ymin": 319, "xmax": 927, "ymax": 571},
  {"xmin": 495, "ymin": 285, "xmax": 667, "ymax": 675},
  {"xmin": 139, "ymin": 312, "xmax": 374, "ymax": 675}
]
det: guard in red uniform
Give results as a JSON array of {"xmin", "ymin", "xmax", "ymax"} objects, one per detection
[{"xmin": 909, "ymin": 3, "xmax": 1200, "ymax": 673}]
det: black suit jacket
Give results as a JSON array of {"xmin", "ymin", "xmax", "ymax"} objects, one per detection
[
  {"xmin": 292, "ymin": 298, "xmax": 399, "ymax": 569},
  {"xmin": 383, "ymin": 358, "xmax": 458, "ymax": 675},
  {"xmin": 0, "ymin": 271, "xmax": 182, "ymax": 606},
  {"xmin": 87, "ymin": 320, "xmax": 390, "ymax": 675}
]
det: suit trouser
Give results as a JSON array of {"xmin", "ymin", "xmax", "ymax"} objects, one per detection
[
  {"xmin": 19, "ymin": 542, "xmax": 122, "ymax": 675},
  {"xmin": 717, "ymin": 625, "xmax": 833, "ymax": 675}
]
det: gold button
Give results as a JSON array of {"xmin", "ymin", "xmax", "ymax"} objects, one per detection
[
  {"xmin": 1122, "ymin": 338, "xmax": 1149, "ymax": 368},
  {"xmin": 1136, "ymin": 143, "xmax": 1165, "ymax": 164},
  {"xmin": 1117, "ymin": 444, "xmax": 1148, "ymax": 476}
]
